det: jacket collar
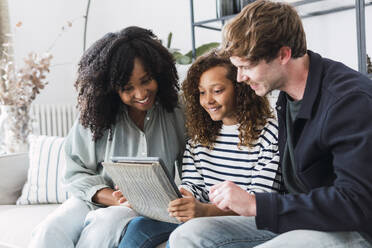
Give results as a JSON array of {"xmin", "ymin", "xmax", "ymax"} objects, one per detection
[{"xmin": 277, "ymin": 50, "xmax": 323, "ymax": 120}]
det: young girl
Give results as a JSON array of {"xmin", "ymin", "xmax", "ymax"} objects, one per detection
[
  {"xmin": 119, "ymin": 50, "xmax": 282, "ymax": 247},
  {"xmin": 29, "ymin": 26, "xmax": 186, "ymax": 248}
]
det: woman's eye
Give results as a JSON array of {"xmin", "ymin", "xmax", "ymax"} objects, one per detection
[
  {"xmin": 214, "ymin": 89, "xmax": 223, "ymax": 94},
  {"xmin": 142, "ymin": 77, "xmax": 152, "ymax": 84},
  {"xmin": 123, "ymin": 86, "xmax": 133, "ymax": 92},
  {"xmin": 199, "ymin": 91, "xmax": 205, "ymax": 95}
]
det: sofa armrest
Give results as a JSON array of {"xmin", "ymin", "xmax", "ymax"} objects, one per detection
[{"xmin": 0, "ymin": 153, "xmax": 29, "ymax": 204}]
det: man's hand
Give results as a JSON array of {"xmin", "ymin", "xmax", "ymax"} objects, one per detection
[
  {"xmin": 168, "ymin": 188, "xmax": 206, "ymax": 222},
  {"xmin": 209, "ymin": 181, "xmax": 257, "ymax": 216}
]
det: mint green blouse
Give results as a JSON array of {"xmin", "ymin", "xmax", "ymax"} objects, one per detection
[{"xmin": 63, "ymin": 103, "xmax": 186, "ymax": 208}]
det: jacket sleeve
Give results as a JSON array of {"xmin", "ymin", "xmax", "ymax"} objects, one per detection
[
  {"xmin": 256, "ymin": 92, "xmax": 372, "ymax": 234},
  {"xmin": 63, "ymin": 120, "xmax": 112, "ymax": 204},
  {"xmin": 180, "ymin": 141, "xmax": 209, "ymax": 202}
]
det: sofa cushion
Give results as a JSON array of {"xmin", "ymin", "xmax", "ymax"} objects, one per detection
[
  {"xmin": 17, "ymin": 135, "xmax": 70, "ymax": 205},
  {"xmin": 0, "ymin": 153, "xmax": 29, "ymax": 204},
  {"xmin": 0, "ymin": 242, "xmax": 21, "ymax": 248},
  {"xmin": 0, "ymin": 204, "xmax": 59, "ymax": 248}
]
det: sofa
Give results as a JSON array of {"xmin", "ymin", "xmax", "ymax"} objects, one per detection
[
  {"xmin": 0, "ymin": 132, "xmax": 71, "ymax": 248},
  {"xmin": 0, "ymin": 135, "xmax": 169, "ymax": 248},
  {"xmin": 0, "ymin": 152, "xmax": 60, "ymax": 248}
]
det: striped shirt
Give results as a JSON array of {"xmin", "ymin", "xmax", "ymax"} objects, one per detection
[{"xmin": 180, "ymin": 119, "xmax": 282, "ymax": 203}]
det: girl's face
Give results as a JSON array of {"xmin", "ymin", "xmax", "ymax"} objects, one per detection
[
  {"xmin": 198, "ymin": 66, "xmax": 237, "ymax": 125},
  {"xmin": 118, "ymin": 58, "xmax": 158, "ymax": 114}
]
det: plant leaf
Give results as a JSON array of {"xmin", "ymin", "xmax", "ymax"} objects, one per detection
[
  {"xmin": 176, "ymin": 55, "xmax": 192, "ymax": 65},
  {"xmin": 185, "ymin": 42, "xmax": 220, "ymax": 58}
]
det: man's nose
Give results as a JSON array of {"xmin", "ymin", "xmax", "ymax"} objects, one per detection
[{"xmin": 237, "ymin": 69, "xmax": 248, "ymax": 83}]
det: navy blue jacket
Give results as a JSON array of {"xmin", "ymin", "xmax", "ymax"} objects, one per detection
[{"xmin": 255, "ymin": 51, "xmax": 372, "ymax": 238}]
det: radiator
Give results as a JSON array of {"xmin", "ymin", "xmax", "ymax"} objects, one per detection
[{"xmin": 30, "ymin": 104, "xmax": 78, "ymax": 137}]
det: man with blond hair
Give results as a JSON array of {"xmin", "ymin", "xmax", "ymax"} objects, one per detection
[{"xmin": 168, "ymin": 1, "xmax": 372, "ymax": 247}]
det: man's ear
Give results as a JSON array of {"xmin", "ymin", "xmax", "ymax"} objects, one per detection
[{"xmin": 278, "ymin": 46, "xmax": 292, "ymax": 65}]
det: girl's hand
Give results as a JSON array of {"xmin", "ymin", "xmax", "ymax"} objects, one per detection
[
  {"xmin": 167, "ymin": 188, "xmax": 206, "ymax": 222},
  {"xmin": 112, "ymin": 185, "xmax": 128, "ymax": 205}
]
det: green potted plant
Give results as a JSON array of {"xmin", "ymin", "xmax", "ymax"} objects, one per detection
[{"xmin": 162, "ymin": 32, "xmax": 220, "ymax": 65}]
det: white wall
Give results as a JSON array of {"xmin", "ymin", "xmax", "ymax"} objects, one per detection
[
  {"xmin": 303, "ymin": 6, "xmax": 372, "ymax": 71},
  {"xmin": 8, "ymin": 0, "xmax": 86, "ymax": 105},
  {"xmin": 7, "ymin": 1, "xmax": 372, "ymax": 105}
]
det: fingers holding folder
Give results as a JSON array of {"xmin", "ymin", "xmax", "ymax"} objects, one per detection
[{"xmin": 112, "ymin": 185, "xmax": 132, "ymax": 208}]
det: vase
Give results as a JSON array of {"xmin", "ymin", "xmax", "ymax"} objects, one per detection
[{"xmin": 0, "ymin": 105, "xmax": 30, "ymax": 154}]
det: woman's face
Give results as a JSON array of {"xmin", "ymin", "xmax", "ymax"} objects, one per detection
[
  {"xmin": 198, "ymin": 66, "xmax": 237, "ymax": 125},
  {"xmin": 118, "ymin": 58, "xmax": 158, "ymax": 113}
]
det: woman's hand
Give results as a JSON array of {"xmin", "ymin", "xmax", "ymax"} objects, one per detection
[
  {"xmin": 167, "ymin": 188, "xmax": 206, "ymax": 222},
  {"xmin": 112, "ymin": 186, "xmax": 131, "ymax": 207},
  {"xmin": 92, "ymin": 186, "xmax": 125, "ymax": 206}
]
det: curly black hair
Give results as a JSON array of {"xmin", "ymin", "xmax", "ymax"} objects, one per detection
[
  {"xmin": 75, "ymin": 26, "xmax": 179, "ymax": 141},
  {"xmin": 182, "ymin": 50, "xmax": 273, "ymax": 148}
]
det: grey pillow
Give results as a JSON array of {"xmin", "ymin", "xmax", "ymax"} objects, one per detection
[{"xmin": 0, "ymin": 153, "xmax": 28, "ymax": 204}]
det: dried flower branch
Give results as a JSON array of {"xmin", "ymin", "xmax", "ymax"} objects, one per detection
[
  {"xmin": 0, "ymin": 51, "xmax": 52, "ymax": 153},
  {"xmin": 0, "ymin": 10, "xmax": 83, "ymax": 154},
  {"xmin": 0, "ymin": 52, "xmax": 52, "ymax": 106}
]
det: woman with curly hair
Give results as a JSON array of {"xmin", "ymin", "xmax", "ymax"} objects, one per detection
[
  {"xmin": 29, "ymin": 26, "xmax": 186, "ymax": 248},
  {"xmin": 119, "ymin": 50, "xmax": 282, "ymax": 248}
]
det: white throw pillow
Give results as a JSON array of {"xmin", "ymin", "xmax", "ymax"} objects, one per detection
[{"xmin": 16, "ymin": 135, "xmax": 70, "ymax": 205}]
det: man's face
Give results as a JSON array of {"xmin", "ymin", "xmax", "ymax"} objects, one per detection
[{"xmin": 230, "ymin": 56, "xmax": 284, "ymax": 97}]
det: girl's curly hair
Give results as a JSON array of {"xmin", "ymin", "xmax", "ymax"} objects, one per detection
[
  {"xmin": 182, "ymin": 50, "xmax": 273, "ymax": 148},
  {"xmin": 75, "ymin": 26, "xmax": 179, "ymax": 141}
]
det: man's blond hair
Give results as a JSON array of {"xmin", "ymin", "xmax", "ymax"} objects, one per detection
[{"xmin": 221, "ymin": 0, "xmax": 307, "ymax": 63}]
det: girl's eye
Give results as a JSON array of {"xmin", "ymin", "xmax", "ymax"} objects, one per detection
[
  {"xmin": 214, "ymin": 89, "xmax": 223, "ymax": 94},
  {"xmin": 199, "ymin": 91, "xmax": 205, "ymax": 95}
]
